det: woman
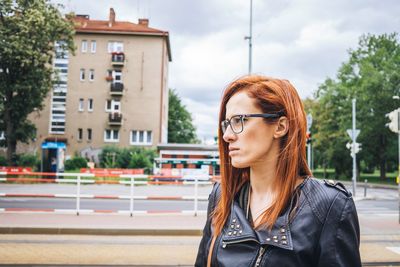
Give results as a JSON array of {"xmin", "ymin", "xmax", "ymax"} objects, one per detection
[{"xmin": 195, "ymin": 75, "xmax": 361, "ymax": 267}]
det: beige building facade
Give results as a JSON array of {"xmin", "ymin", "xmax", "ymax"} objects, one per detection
[{"xmin": 20, "ymin": 8, "xmax": 171, "ymax": 169}]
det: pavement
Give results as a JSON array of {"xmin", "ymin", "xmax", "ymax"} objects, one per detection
[{"xmin": 0, "ymin": 213, "xmax": 206, "ymax": 236}]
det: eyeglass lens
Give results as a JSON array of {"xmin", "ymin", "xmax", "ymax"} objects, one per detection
[{"xmin": 221, "ymin": 115, "xmax": 243, "ymax": 134}]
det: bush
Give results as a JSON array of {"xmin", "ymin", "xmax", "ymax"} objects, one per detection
[
  {"xmin": 99, "ymin": 146, "xmax": 120, "ymax": 168},
  {"xmin": 99, "ymin": 146, "xmax": 157, "ymax": 172},
  {"xmin": 65, "ymin": 157, "xmax": 88, "ymax": 171},
  {"xmin": 16, "ymin": 154, "xmax": 39, "ymax": 169},
  {"xmin": 0, "ymin": 155, "xmax": 7, "ymax": 166}
]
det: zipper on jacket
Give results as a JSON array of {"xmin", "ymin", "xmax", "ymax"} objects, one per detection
[
  {"xmin": 221, "ymin": 237, "xmax": 259, "ymax": 248},
  {"xmin": 254, "ymin": 246, "xmax": 266, "ymax": 267}
]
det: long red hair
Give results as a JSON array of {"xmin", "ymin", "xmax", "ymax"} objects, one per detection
[{"xmin": 212, "ymin": 75, "xmax": 311, "ymax": 235}]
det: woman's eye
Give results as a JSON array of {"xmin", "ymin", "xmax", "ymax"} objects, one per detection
[{"xmin": 232, "ymin": 117, "xmax": 242, "ymax": 124}]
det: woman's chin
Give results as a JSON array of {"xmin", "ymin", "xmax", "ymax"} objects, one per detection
[{"xmin": 230, "ymin": 158, "xmax": 250, "ymax": 169}]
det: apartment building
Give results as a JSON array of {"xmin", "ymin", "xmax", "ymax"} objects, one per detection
[{"xmin": 20, "ymin": 8, "xmax": 171, "ymax": 171}]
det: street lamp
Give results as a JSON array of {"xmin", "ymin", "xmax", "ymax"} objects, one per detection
[{"xmin": 244, "ymin": 0, "xmax": 253, "ymax": 74}]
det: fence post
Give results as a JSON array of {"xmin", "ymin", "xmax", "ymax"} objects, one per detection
[
  {"xmin": 364, "ymin": 179, "xmax": 368, "ymax": 197},
  {"xmin": 76, "ymin": 174, "xmax": 81, "ymax": 216},
  {"xmin": 194, "ymin": 176, "xmax": 198, "ymax": 216},
  {"xmin": 130, "ymin": 175, "xmax": 135, "ymax": 217}
]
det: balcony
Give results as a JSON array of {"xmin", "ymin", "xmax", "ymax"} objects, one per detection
[
  {"xmin": 111, "ymin": 52, "xmax": 125, "ymax": 66},
  {"xmin": 108, "ymin": 112, "xmax": 122, "ymax": 126},
  {"xmin": 110, "ymin": 82, "xmax": 124, "ymax": 96}
]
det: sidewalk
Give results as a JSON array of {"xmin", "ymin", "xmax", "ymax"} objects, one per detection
[
  {"xmin": 0, "ymin": 212, "xmax": 399, "ymax": 265},
  {"xmin": 0, "ymin": 212, "xmax": 207, "ymax": 235}
]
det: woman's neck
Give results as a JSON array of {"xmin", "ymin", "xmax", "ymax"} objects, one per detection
[{"xmin": 249, "ymin": 155, "xmax": 278, "ymax": 196}]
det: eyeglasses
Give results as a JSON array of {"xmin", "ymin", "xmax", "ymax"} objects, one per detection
[{"xmin": 221, "ymin": 112, "xmax": 283, "ymax": 134}]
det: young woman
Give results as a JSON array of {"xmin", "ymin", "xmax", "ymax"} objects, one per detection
[{"xmin": 195, "ymin": 75, "xmax": 361, "ymax": 267}]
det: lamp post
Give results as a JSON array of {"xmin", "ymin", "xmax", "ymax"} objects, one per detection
[{"xmin": 244, "ymin": 0, "xmax": 253, "ymax": 74}]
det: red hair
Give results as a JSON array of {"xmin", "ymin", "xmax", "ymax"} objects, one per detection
[{"xmin": 212, "ymin": 75, "xmax": 311, "ymax": 235}]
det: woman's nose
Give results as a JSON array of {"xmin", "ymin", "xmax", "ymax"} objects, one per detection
[{"xmin": 222, "ymin": 126, "xmax": 237, "ymax": 143}]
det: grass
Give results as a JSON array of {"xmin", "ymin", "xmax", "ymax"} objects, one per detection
[{"xmin": 312, "ymin": 168, "xmax": 398, "ymax": 185}]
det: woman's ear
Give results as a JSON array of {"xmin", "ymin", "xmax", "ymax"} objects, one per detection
[{"xmin": 274, "ymin": 116, "xmax": 289, "ymax": 138}]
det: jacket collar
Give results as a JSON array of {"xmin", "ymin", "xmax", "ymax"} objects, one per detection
[
  {"xmin": 221, "ymin": 200, "xmax": 294, "ymax": 250},
  {"xmin": 221, "ymin": 178, "xmax": 310, "ymax": 250}
]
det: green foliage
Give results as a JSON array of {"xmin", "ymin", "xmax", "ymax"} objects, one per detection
[
  {"xmin": 99, "ymin": 146, "xmax": 120, "ymax": 168},
  {"xmin": 65, "ymin": 157, "xmax": 88, "ymax": 171},
  {"xmin": 99, "ymin": 146, "xmax": 157, "ymax": 173},
  {"xmin": 313, "ymin": 33, "xmax": 400, "ymax": 179},
  {"xmin": 0, "ymin": 0, "xmax": 75, "ymax": 164},
  {"xmin": 0, "ymin": 155, "xmax": 7, "ymax": 166},
  {"xmin": 16, "ymin": 153, "xmax": 39, "ymax": 169},
  {"xmin": 168, "ymin": 89, "xmax": 199, "ymax": 143}
]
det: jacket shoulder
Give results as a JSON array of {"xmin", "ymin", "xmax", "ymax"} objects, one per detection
[{"xmin": 302, "ymin": 178, "xmax": 352, "ymax": 224}]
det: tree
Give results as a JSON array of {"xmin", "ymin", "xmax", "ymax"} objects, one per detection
[
  {"xmin": 314, "ymin": 33, "xmax": 400, "ymax": 179},
  {"xmin": 0, "ymin": 0, "xmax": 75, "ymax": 165},
  {"xmin": 168, "ymin": 89, "xmax": 199, "ymax": 143}
]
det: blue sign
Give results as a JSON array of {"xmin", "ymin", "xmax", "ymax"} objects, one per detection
[{"xmin": 41, "ymin": 142, "xmax": 66, "ymax": 149}]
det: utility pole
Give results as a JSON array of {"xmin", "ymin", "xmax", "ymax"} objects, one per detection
[
  {"xmin": 244, "ymin": 0, "xmax": 253, "ymax": 74},
  {"xmin": 306, "ymin": 114, "xmax": 313, "ymax": 169},
  {"xmin": 385, "ymin": 104, "xmax": 400, "ymax": 223},
  {"xmin": 352, "ymin": 99, "xmax": 357, "ymax": 196},
  {"xmin": 346, "ymin": 99, "xmax": 360, "ymax": 196}
]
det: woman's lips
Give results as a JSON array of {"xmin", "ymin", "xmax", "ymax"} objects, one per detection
[{"xmin": 229, "ymin": 147, "xmax": 239, "ymax": 156}]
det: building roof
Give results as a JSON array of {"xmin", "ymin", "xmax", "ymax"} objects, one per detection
[
  {"xmin": 72, "ymin": 9, "xmax": 172, "ymax": 61},
  {"xmin": 74, "ymin": 17, "xmax": 164, "ymax": 34}
]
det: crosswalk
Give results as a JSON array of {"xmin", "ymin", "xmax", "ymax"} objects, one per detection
[
  {"xmin": 355, "ymin": 199, "xmax": 398, "ymax": 215},
  {"xmin": 356, "ymin": 206, "xmax": 397, "ymax": 215},
  {"xmin": 387, "ymin": 246, "xmax": 400, "ymax": 255}
]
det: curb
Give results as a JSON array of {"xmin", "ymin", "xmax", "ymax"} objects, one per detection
[
  {"xmin": 0, "ymin": 227, "xmax": 203, "ymax": 236},
  {"xmin": 332, "ymin": 181, "xmax": 398, "ymax": 190}
]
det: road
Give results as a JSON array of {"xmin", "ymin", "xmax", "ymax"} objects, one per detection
[
  {"xmin": 0, "ymin": 198, "xmax": 209, "ymax": 212},
  {"xmin": 0, "ymin": 183, "xmax": 398, "ymax": 212}
]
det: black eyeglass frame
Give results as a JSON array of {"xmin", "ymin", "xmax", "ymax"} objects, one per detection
[{"xmin": 221, "ymin": 111, "xmax": 284, "ymax": 134}]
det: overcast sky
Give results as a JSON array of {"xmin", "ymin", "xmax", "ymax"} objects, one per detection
[{"xmin": 51, "ymin": 0, "xmax": 400, "ymax": 142}]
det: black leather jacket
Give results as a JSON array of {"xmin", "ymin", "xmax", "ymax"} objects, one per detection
[{"xmin": 195, "ymin": 177, "xmax": 361, "ymax": 267}]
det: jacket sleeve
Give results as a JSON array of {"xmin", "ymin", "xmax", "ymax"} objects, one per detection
[
  {"xmin": 195, "ymin": 182, "xmax": 220, "ymax": 267},
  {"xmin": 316, "ymin": 195, "xmax": 361, "ymax": 267}
]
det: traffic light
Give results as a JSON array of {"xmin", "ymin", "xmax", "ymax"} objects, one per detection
[
  {"xmin": 354, "ymin": 143, "xmax": 362, "ymax": 153},
  {"xmin": 346, "ymin": 142, "xmax": 362, "ymax": 155},
  {"xmin": 306, "ymin": 132, "xmax": 312, "ymax": 144},
  {"xmin": 385, "ymin": 108, "xmax": 400, "ymax": 133}
]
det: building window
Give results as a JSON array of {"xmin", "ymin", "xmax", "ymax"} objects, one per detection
[
  {"xmin": 55, "ymin": 41, "xmax": 68, "ymax": 59},
  {"xmin": 130, "ymin": 130, "xmax": 152, "ymax": 145},
  {"xmin": 106, "ymin": 100, "xmax": 112, "ymax": 111},
  {"xmin": 105, "ymin": 99, "xmax": 120, "ymax": 112},
  {"xmin": 90, "ymin": 40, "xmax": 96, "ymax": 53},
  {"xmin": 78, "ymin": 128, "xmax": 83, "ymax": 141},
  {"xmin": 81, "ymin": 40, "xmax": 87, "ymax": 53},
  {"xmin": 89, "ymin": 69, "xmax": 94, "ymax": 81},
  {"xmin": 113, "ymin": 70, "xmax": 122, "ymax": 83},
  {"xmin": 107, "ymin": 41, "xmax": 124, "ymax": 53},
  {"xmin": 104, "ymin": 129, "xmax": 119, "ymax": 142},
  {"xmin": 80, "ymin": 69, "xmax": 85, "ymax": 81},
  {"xmin": 79, "ymin": 98, "xmax": 84, "ymax": 111},
  {"xmin": 88, "ymin": 98, "xmax": 93, "ymax": 111},
  {"xmin": 87, "ymin": 128, "xmax": 92, "ymax": 141}
]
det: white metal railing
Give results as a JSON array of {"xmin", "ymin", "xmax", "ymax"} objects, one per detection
[{"xmin": 0, "ymin": 172, "xmax": 215, "ymax": 216}]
